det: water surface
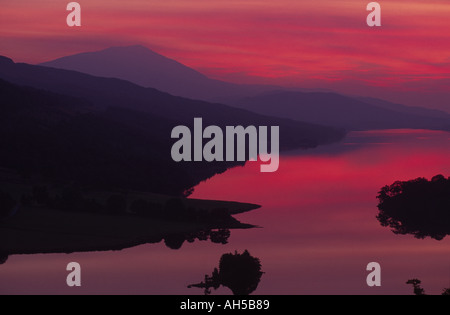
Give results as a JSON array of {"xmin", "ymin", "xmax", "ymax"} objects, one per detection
[{"xmin": 1, "ymin": 130, "xmax": 450, "ymax": 295}]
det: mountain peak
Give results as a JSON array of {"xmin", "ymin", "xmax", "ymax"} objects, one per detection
[
  {"xmin": 0, "ymin": 56, "xmax": 14, "ymax": 65},
  {"xmin": 39, "ymin": 45, "xmax": 217, "ymax": 96},
  {"xmin": 102, "ymin": 45, "xmax": 158, "ymax": 54},
  {"xmin": 38, "ymin": 45, "xmax": 273, "ymax": 101}
]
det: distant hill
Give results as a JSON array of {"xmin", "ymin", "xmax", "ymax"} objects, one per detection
[
  {"xmin": 230, "ymin": 91, "xmax": 450, "ymax": 131},
  {"xmin": 355, "ymin": 96, "xmax": 449, "ymax": 120},
  {"xmin": 0, "ymin": 78, "xmax": 201, "ymax": 195},
  {"xmin": 0, "ymin": 56, "xmax": 344, "ymax": 147},
  {"xmin": 0, "ymin": 57, "xmax": 345, "ymax": 195},
  {"xmin": 39, "ymin": 46, "xmax": 450, "ymax": 131},
  {"xmin": 40, "ymin": 46, "xmax": 275, "ymax": 102}
]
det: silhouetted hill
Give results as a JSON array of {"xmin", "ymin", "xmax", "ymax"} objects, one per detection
[
  {"xmin": 39, "ymin": 46, "xmax": 450, "ymax": 132},
  {"xmin": 0, "ymin": 56, "xmax": 344, "ymax": 144},
  {"xmin": 355, "ymin": 96, "xmax": 450, "ymax": 119},
  {"xmin": 231, "ymin": 91, "xmax": 450, "ymax": 131},
  {"xmin": 40, "ymin": 45, "xmax": 275, "ymax": 102},
  {"xmin": 0, "ymin": 58, "xmax": 345, "ymax": 194},
  {"xmin": 0, "ymin": 79, "xmax": 201, "ymax": 195}
]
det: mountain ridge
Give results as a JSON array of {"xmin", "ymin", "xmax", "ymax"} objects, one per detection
[
  {"xmin": 39, "ymin": 45, "xmax": 450, "ymax": 130},
  {"xmin": 0, "ymin": 57, "xmax": 345, "ymax": 195},
  {"xmin": 40, "ymin": 45, "xmax": 276, "ymax": 102},
  {"xmin": 231, "ymin": 90, "xmax": 450, "ymax": 131}
]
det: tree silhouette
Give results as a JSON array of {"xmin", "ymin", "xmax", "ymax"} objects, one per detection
[
  {"xmin": 407, "ymin": 278, "xmax": 450, "ymax": 296},
  {"xmin": 377, "ymin": 175, "xmax": 450, "ymax": 240},
  {"xmin": 164, "ymin": 234, "xmax": 186, "ymax": 250},
  {"xmin": 164, "ymin": 198, "xmax": 188, "ymax": 221},
  {"xmin": 219, "ymin": 250, "xmax": 264, "ymax": 295},
  {"xmin": 163, "ymin": 229, "xmax": 231, "ymax": 250},
  {"xmin": 0, "ymin": 254, "xmax": 8, "ymax": 265},
  {"xmin": 130, "ymin": 199, "xmax": 162, "ymax": 218},
  {"xmin": 82, "ymin": 198, "xmax": 104, "ymax": 213},
  {"xmin": 0, "ymin": 190, "xmax": 16, "ymax": 219},
  {"xmin": 60, "ymin": 185, "xmax": 84, "ymax": 212},
  {"xmin": 210, "ymin": 229, "xmax": 231, "ymax": 244},
  {"xmin": 130, "ymin": 199, "xmax": 149, "ymax": 215},
  {"xmin": 106, "ymin": 194, "xmax": 127, "ymax": 214},
  {"xmin": 406, "ymin": 279, "xmax": 426, "ymax": 296},
  {"xmin": 32, "ymin": 186, "xmax": 51, "ymax": 206},
  {"xmin": 188, "ymin": 250, "xmax": 264, "ymax": 295}
]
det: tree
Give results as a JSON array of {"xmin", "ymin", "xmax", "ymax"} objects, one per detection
[
  {"xmin": 183, "ymin": 187, "xmax": 195, "ymax": 198},
  {"xmin": 210, "ymin": 229, "xmax": 231, "ymax": 244},
  {"xmin": 407, "ymin": 278, "xmax": 450, "ymax": 296},
  {"xmin": 164, "ymin": 198, "xmax": 190, "ymax": 221},
  {"xmin": 130, "ymin": 199, "xmax": 162, "ymax": 218},
  {"xmin": 83, "ymin": 198, "xmax": 104, "ymax": 213},
  {"xmin": 164, "ymin": 234, "xmax": 186, "ymax": 250},
  {"xmin": 130, "ymin": 199, "xmax": 149, "ymax": 214},
  {"xmin": 0, "ymin": 190, "xmax": 16, "ymax": 219},
  {"xmin": 219, "ymin": 250, "xmax": 264, "ymax": 295},
  {"xmin": 106, "ymin": 194, "xmax": 127, "ymax": 214},
  {"xmin": 406, "ymin": 279, "xmax": 426, "ymax": 296},
  {"xmin": 32, "ymin": 185, "xmax": 51, "ymax": 206},
  {"xmin": 0, "ymin": 254, "xmax": 8, "ymax": 265},
  {"xmin": 60, "ymin": 185, "xmax": 84, "ymax": 212},
  {"xmin": 188, "ymin": 250, "xmax": 264, "ymax": 295},
  {"xmin": 377, "ymin": 175, "xmax": 450, "ymax": 240}
]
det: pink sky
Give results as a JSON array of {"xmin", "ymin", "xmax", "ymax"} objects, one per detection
[{"xmin": 0, "ymin": 0, "xmax": 449, "ymax": 110}]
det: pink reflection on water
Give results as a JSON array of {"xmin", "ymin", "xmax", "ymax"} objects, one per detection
[
  {"xmin": 191, "ymin": 130, "xmax": 450, "ymax": 295},
  {"xmin": 1, "ymin": 130, "xmax": 450, "ymax": 295}
]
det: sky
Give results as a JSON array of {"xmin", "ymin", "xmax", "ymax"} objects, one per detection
[{"xmin": 0, "ymin": 0, "xmax": 449, "ymax": 110}]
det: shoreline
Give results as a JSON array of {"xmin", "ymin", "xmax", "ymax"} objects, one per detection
[{"xmin": 0, "ymin": 199, "xmax": 260, "ymax": 257}]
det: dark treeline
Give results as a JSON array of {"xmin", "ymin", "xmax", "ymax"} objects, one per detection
[
  {"xmin": 0, "ymin": 190, "xmax": 16, "ymax": 219},
  {"xmin": 377, "ymin": 175, "xmax": 450, "ymax": 240},
  {"xmin": 407, "ymin": 279, "xmax": 450, "ymax": 296},
  {"xmin": 14, "ymin": 185, "xmax": 237, "ymax": 225},
  {"xmin": 0, "ymin": 78, "xmax": 237, "ymax": 196},
  {"xmin": 164, "ymin": 229, "xmax": 231, "ymax": 250},
  {"xmin": 1, "ymin": 184, "xmax": 245, "ymax": 256}
]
